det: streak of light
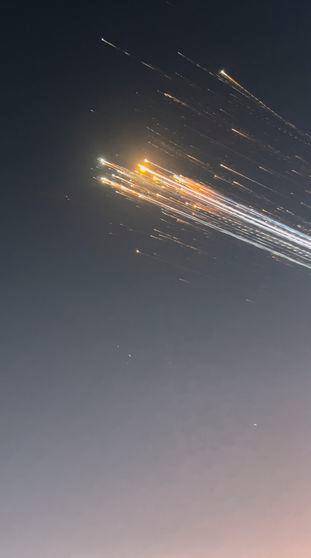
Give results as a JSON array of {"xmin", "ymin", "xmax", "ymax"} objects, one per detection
[{"xmin": 98, "ymin": 158, "xmax": 311, "ymax": 270}]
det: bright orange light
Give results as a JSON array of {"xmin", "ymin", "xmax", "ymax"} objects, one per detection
[{"xmin": 138, "ymin": 163, "xmax": 148, "ymax": 173}]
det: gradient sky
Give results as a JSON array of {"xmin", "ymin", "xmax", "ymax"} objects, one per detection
[{"xmin": 2, "ymin": 2, "xmax": 311, "ymax": 557}]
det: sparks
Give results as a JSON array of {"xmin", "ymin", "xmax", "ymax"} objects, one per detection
[{"xmin": 98, "ymin": 159, "xmax": 311, "ymax": 270}]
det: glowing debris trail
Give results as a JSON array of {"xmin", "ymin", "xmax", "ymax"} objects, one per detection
[
  {"xmin": 98, "ymin": 158, "xmax": 311, "ymax": 270},
  {"xmin": 219, "ymin": 69, "xmax": 311, "ymax": 144},
  {"xmin": 101, "ymin": 37, "xmax": 172, "ymax": 79}
]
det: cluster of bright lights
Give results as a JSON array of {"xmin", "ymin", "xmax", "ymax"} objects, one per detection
[{"xmin": 97, "ymin": 158, "xmax": 311, "ymax": 270}]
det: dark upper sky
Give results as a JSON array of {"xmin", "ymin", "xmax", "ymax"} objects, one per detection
[{"xmin": 1, "ymin": 2, "xmax": 311, "ymax": 557}]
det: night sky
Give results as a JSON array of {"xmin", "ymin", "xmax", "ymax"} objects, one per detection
[{"xmin": 2, "ymin": 2, "xmax": 311, "ymax": 557}]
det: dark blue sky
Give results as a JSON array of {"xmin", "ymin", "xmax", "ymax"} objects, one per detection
[{"xmin": 1, "ymin": 2, "xmax": 311, "ymax": 556}]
